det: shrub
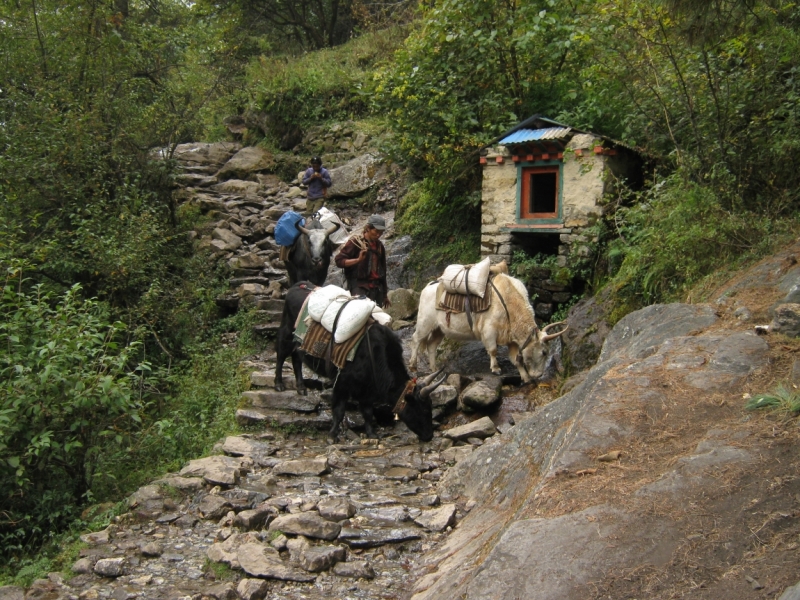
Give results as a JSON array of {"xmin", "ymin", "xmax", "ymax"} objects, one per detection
[{"xmin": 0, "ymin": 275, "xmax": 144, "ymax": 556}]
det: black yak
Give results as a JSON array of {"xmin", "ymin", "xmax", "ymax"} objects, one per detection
[
  {"xmin": 275, "ymin": 282, "xmax": 444, "ymax": 442},
  {"xmin": 285, "ymin": 219, "xmax": 339, "ymax": 286}
]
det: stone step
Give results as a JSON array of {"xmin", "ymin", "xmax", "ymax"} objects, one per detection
[
  {"xmin": 253, "ymin": 322, "xmax": 281, "ymax": 337},
  {"xmin": 241, "ymin": 390, "xmax": 320, "ymax": 412},
  {"xmin": 253, "ymin": 309, "xmax": 283, "ymax": 322},
  {"xmin": 235, "ymin": 408, "xmax": 332, "ymax": 430}
]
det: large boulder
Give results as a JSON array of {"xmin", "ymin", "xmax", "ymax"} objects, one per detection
[
  {"xmin": 561, "ymin": 287, "xmax": 615, "ymax": 374},
  {"xmin": 386, "ymin": 288, "xmax": 420, "ymax": 321},
  {"xmin": 172, "ymin": 142, "xmax": 240, "ymax": 172},
  {"xmin": 327, "ymin": 154, "xmax": 387, "ymax": 198},
  {"xmin": 217, "ymin": 147, "xmax": 275, "ymax": 180}
]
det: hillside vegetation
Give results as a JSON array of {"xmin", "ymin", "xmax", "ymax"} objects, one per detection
[{"xmin": 2, "ymin": 0, "xmax": 800, "ymax": 580}]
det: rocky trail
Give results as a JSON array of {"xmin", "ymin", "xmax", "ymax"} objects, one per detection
[{"xmin": 8, "ymin": 135, "xmax": 800, "ymax": 600}]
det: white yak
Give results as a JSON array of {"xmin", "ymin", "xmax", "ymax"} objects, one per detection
[{"xmin": 410, "ymin": 272, "xmax": 567, "ymax": 382}]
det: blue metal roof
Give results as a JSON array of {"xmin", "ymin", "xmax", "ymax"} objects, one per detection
[{"xmin": 498, "ymin": 127, "xmax": 572, "ymax": 145}]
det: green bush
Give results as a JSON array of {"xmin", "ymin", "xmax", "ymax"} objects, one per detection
[
  {"xmin": 0, "ymin": 276, "xmax": 144, "ymax": 555},
  {"xmin": 604, "ymin": 174, "xmax": 785, "ymax": 314}
]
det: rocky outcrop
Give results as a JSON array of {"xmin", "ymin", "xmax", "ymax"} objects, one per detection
[{"xmin": 408, "ymin": 301, "xmax": 775, "ymax": 599}]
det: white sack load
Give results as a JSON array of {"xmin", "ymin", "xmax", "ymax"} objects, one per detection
[
  {"xmin": 440, "ymin": 256, "xmax": 492, "ymax": 298},
  {"xmin": 317, "ymin": 207, "xmax": 349, "ymax": 245},
  {"xmin": 371, "ymin": 306, "xmax": 393, "ymax": 327},
  {"xmin": 321, "ymin": 297, "xmax": 376, "ymax": 343},
  {"xmin": 307, "ymin": 285, "xmax": 350, "ymax": 322}
]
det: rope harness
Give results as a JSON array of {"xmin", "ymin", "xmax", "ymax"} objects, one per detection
[{"xmin": 392, "ymin": 378, "xmax": 417, "ymax": 420}]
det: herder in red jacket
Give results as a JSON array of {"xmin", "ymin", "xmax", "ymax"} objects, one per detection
[{"xmin": 335, "ymin": 215, "xmax": 392, "ymax": 308}]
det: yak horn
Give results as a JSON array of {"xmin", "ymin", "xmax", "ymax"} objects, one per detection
[
  {"xmin": 296, "ymin": 220, "xmax": 311, "ymax": 235},
  {"xmin": 418, "ymin": 367, "xmax": 445, "ymax": 387},
  {"xmin": 324, "ymin": 222, "xmax": 340, "ymax": 236},
  {"xmin": 420, "ymin": 372, "xmax": 447, "ymax": 399},
  {"xmin": 541, "ymin": 321, "xmax": 568, "ymax": 343}
]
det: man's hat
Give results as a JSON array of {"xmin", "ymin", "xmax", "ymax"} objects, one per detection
[
  {"xmin": 367, "ymin": 215, "xmax": 386, "ymax": 230},
  {"xmin": 310, "ymin": 156, "xmax": 322, "ymax": 165}
]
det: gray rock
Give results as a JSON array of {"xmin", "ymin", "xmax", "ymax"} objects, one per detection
[
  {"xmin": 71, "ymin": 557, "xmax": 94, "ymax": 574},
  {"xmin": 772, "ymin": 303, "xmax": 800, "ymax": 337},
  {"xmin": 235, "ymin": 408, "xmax": 332, "ymax": 430},
  {"xmin": 430, "ymin": 385, "xmax": 458, "ymax": 409},
  {"xmin": 211, "ymin": 228, "xmax": 243, "ymax": 251},
  {"xmin": 127, "ymin": 485, "xmax": 163, "ymax": 508},
  {"xmin": 233, "ymin": 505, "xmax": 277, "ymax": 530},
  {"xmin": 384, "ymin": 467, "xmax": 419, "ymax": 481},
  {"xmin": 460, "ymin": 378, "xmax": 501, "ymax": 410},
  {"xmin": 269, "ymin": 512, "xmax": 341, "ymax": 540},
  {"xmin": 179, "ymin": 455, "xmax": 248, "ymax": 487},
  {"xmin": 237, "ymin": 578, "xmax": 269, "ymax": 600},
  {"xmin": 272, "ymin": 457, "xmax": 329, "ymax": 476},
  {"xmin": 204, "ymin": 582, "xmax": 238, "ymax": 600},
  {"xmin": 93, "ymin": 557, "xmax": 126, "ymax": 578},
  {"xmin": 332, "ymin": 560, "xmax": 376, "ymax": 579},
  {"xmin": 599, "ymin": 303, "xmax": 718, "ymax": 362},
  {"xmin": 217, "ymin": 147, "xmax": 274, "ymax": 180},
  {"xmin": 249, "ymin": 370, "xmax": 292, "ymax": 388},
  {"xmin": 172, "ymin": 142, "xmax": 240, "ymax": 169},
  {"xmin": 0, "ymin": 587, "xmax": 23, "ymax": 600},
  {"xmin": 229, "ymin": 252, "xmax": 265, "ymax": 270},
  {"xmin": 561, "ymin": 287, "xmax": 615, "ymax": 373},
  {"xmin": 456, "ymin": 505, "xmax": 678, "ymax": 600},
  {"xmin": 212, "ymin": 179, "xmax": 261, "ymax": 196},
  {"xmin": 139, "ymin": 542, "xmax": 163, "ymax": 557},
  {"xmin": 270, "ymin": 534, "xmax": 288, "ymax": 552},
  {"xmin": 198, "ymin": 495, "xmax": 233, "ymax": 520},
  {"xmin": 414, "ymin": 504, "xmax": 456, "ymax": 532},
  {"xmin": 241, "ymin": 390, "xmax": 319, "ymax": 412},
  {"xmin": 299, "ymin": 545, "xmax": 347, "ymax": 572},
  {"xmin": 338, "ymin": 526, "xmax": 422, "ymax": 549},
  {"xmin": 780, "ymin": 582, "xmax": 800, "ymax": 600},
  {"xmin": 317, "ymin": 497, "xmax": 356, "ymax": 521},
  {"xmin": 386, "ymin": 288, "xmax": 420, "ymax": 321},
  {"xmin": 327, "ymin": 154, "xmax": 387, "ymax": 198},
  {"xmin": 221, "ymin": 436, "xmax": 274, "ymax": 458},
  {"xmin": 441, "ymin": 446, "xmax": 474, "ymax": 463},
  {"xmin": 152, "ymin": 476, "xmax": 205, "ymax": 492},
  {"xmin": 443, "ymin": 417, "xmax": 497, "ymax": 441},
  {"xmin": 80, "ymin": 527, "xmax": 112, "ymax": 544},
  {"xmin": 359, "ymin": 506, "xmax": 409, "ymax": 526},
  {"xmin": 237, "ymin": 542, "xmax": 316, "ymax": 582}
]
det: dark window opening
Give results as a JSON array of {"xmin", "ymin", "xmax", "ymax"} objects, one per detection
[
  {"xmin": 529, "ymin": 172, "xmax": 557, "ymax": 214},
  {"xmin": 520, "ymin": 166, "xmax": 559, "ymax": 219}
]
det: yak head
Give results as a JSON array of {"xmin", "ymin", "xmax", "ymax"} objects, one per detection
[
  {"xmin": 393, "ymin": 368, "xmax": 447, "ymax": 442},
  {"xmin": 296, "ymin": 219, "xmax": 340, "ymax": 268},
  {"xmin": 517, "ymin": 321, "xmax": 568, "ymax": 382}
]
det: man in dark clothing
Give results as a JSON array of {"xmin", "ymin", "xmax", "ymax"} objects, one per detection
[
  {"xmin": 302, "ymin": 156, "xmax": 332, "ymax": 216},
  {"xmin": 335, "ymin": 215, "xmax": 392, "ymax": 308}
]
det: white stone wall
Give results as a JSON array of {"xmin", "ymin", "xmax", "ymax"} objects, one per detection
[
  {"xmin": 562, "ymin": 134, "xmax": 605, "ymax": 228},
  {"xmin": 480, "ymin": 134, "xmax": 609, "ymax": 262},
  {"xmin": 480, "ymin": 145, "xmax": 517, "ymax": 258}
]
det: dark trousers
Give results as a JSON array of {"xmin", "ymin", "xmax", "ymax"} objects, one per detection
[{"xmin": 351, "ymin": 284, "xmax": 385, "ymax": 308}]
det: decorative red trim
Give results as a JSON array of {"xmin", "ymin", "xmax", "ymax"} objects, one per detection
[
  {"xmin": 542, "ymin": 153, "xmax": 550, "ymax": 160},
  {"xmin": 504, "ymin": 223, "xmax": 566, "ymax": 230},
  {"xmin": 575, "ymin": 149, "xmax": 583, "ymax": 157},
  {"xmin": 512, "ymin": 155, "xmax": 521, "ymax": 162},
  {"xmin": 557, "ymin": 152, "xmax": 564, "ymax": 159},
  {"xmin": 526, "ymin": 154, "xmax": 534, "ymax": 162},
  {"xmin": 496, "ymin": 156, "xmax": 504, "ymax": 164},
  {"xmin": 593, "ymin": 146, "xmax": 603, "ymax": 154},
  {"xmin": 479, "ymin": 156, "xmax": 487, "ymax": 165}
]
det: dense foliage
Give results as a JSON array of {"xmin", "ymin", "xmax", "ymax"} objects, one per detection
[
  {"xmin": 0, "ymin": 277, "xmax": 143, "ymax": 553},
  {"xmin": 0, "ymin": 0, "xmax": 250, "ymax": 565}
]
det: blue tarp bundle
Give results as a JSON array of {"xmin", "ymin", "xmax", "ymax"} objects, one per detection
[{"xmin": 275, "ymin": 211, "xmax": 305, "ymax": 247}]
